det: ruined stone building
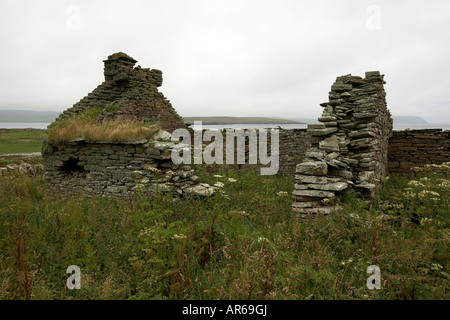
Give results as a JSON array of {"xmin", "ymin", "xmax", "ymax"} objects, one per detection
[
  {"xmin": 41, "ymin": 54, "xmax": 449, "ymax": 203},
  {"xmin": 292, "ymin": 71, "xmax": 393, "ymax": 216},
  {"xmin": 42, "ymin": 52, "xmax": 213, "ymax": 198},
  {"xmin": 53, "ymin": 52, "xmax": 187, "ymax": 133}
]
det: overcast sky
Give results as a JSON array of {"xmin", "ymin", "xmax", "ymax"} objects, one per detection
[{"xmin": 0, "ymin": 0, "xmax": 449, "ymax": 123}]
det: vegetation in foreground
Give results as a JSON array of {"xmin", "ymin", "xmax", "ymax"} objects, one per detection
[
  {"xmin": 0, "ymin": 129, "xmax": 47, "ymax": 155},
  {"xmin": 0, "ymin": 161, "xmax": 448, "ymax": 300}
]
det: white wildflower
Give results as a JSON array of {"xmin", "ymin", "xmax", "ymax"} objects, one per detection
[
  {"xmin": 407, "ymin": 180, "xmax": 425, "ymax": 188},
  {"xmin": 213, "ymin": 175, "xmax": 223, "ymax": 178},
  {"xmin": 214, "ymin": 182, "xmax": 225, "ymax": 188},
  {"xmin": 418, "ymin": 190, "xmax": 440, "ymax": 199},
  {"xmin": 228, "ymin": 178, "xmax": 237, "ymax": 183},
  {"xmin": 257, "ymin": 236, "xmax": 269, "ymax": 243},
  {"xmin": 431, "ymin": 263, "xmax": 443, "ymax": 271},
  {"xmin": 277, "ymin": 191, "xmax": 288, "ymax": 197},
  {"xmin": 172, "ymin": 234, "xmax": 187, "ymax": 240},
  {"xmin": 165, "ymin": 170, "xmax": 174, "ymax": 176}
]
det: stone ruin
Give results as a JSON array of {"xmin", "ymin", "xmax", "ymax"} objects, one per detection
[
  {"xmin": 53, "ymin": 52, "xmax": 187, "ymax": 133},
  {"xmin": 42, "ymin": 52, "xmax": 215, "ymax": 198},
  {"xmin": 292, "ymin": 71, "xmax": 393, "ymax": 217},
  {"xmin": 42, "ymin": 55, "xmax": 443, "ymax": 208}
]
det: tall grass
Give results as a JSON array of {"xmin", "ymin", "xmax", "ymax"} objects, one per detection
[
  {"xmin": 47, "ymin": 108, "xmax": 160, "ymax": 144},
  {"xmin": 0, "ymin": 163, "xmax": 448, "ymax": 299}
]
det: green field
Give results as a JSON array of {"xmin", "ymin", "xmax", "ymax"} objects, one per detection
[
  {"xmin": 0, "ymin": 129, "xmax": 47, "ymax": 155},
  {"xmin": 0, "ymin": 161, "xmax": 448, "ymax": 300}
]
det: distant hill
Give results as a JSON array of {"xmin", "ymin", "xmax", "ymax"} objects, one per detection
[
  {"xmin": 0, "ymin": 110, "xmax": 60, "ymax": 123},
  {"xmin": 183, "ymin": 116, "xmax": 303, "ymax": 125},
  {"xmin": 0, "ymin": 110, "xmax": 430, "ymax": 126},
  {"xmin": 392, "ymin": 116, "xmax": 428, "ymax": 124}
]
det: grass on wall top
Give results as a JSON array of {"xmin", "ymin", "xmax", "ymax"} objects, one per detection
[{"xmin": 47, "ymin": 108, "xmax": 161, "ymax": 144}]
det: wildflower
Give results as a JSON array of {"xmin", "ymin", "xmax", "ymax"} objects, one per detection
[
  {"xmin": 165, "ymin": 170, "xmax": 174, "ymax": 176},
  {"xmin": 214, "ymin": 182, "xmax": 225, "ymax": 188},
  {"xmin": 133, "ymin": 183, "xmax": 145, "ymax": 190},
  {"xmin": 418, "ymin": 190, "xmax": 440, "ymax": 200},
  {"xmin": 257, "ymin": 236, "xmax": 269, "ymax": 243},
  {"xmin": 145, "ymin": 165, "xmax": 161, "ymax": 173},
  {"xmin": 431, "ymin": 263, "xmax": 443, "ymax": 271},
  {"xmin": 228, "ymin": 178, "xmax": 237, "ymax": 183},
  {"xmin": 140, "ymin": 178, "xmax": 149, "ymax": 184},
  {"xmin": 213, "ymin": 175, "xmax": 223, "ymax": 178},
  {"xmin": 404, "ymin": 191, "xmax": 415, "ymax": 200},
  {"xmin": 172, "ymin": 234, "xmax": 187, "ymax": 240},
  {"xmin": 437, "ymin": 179, "xmax": 450, "ymax": 188},
  {"xmin": 341, "ymin": 258, "xmax": 353, "ymax": 266},
  {"xmin": 407, "ymin": 180, "xmax": 425, "ymax": 188},
  {"xmin": 133, "ymin": 170, "xmax": 143, "ymax": 175},
  {"xmin": 277, "ymin": 191, "xmax": 288, "ymax": 197}
]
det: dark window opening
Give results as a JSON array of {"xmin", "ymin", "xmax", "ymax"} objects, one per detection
[{"xmin": 60, "ymin": 157, "xmax": 84, "ymax": 173}]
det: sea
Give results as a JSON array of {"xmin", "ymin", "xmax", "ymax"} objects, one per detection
[
  {"xmin": 1, "ymin": 122, "xmax": 450, "ymax": 131},
  {"xmin": 0, "ymin": 122, "xmax": 50, "ymax": 129}
]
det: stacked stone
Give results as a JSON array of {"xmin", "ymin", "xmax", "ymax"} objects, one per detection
[
  {"xmin": 0, "ymin": 163, "xmax": 44, "ymax": 176},
  {"xmin": 293, "ymin": 71, "xmax": 393, "ymax": 217},
  {"xmin": 388, "ymin": 129, "xmax": 450, "ymax": 173},
  {"xmin": 41, "ymin": 129, "xmax": 215, "ymax": 198},
  {"xmin": 52, "ymin": 52, "xmax": 187, "ymax": 133},
  {"xmin": 190, "ymin": 128, "xmax": 310, "ymax": 175}
]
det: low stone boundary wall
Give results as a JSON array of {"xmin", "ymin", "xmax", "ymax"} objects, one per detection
[{"xmin": 388, "ymin": 129, "xmax": 450, "ymax": 173}]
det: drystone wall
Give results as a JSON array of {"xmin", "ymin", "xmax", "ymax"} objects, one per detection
[
  {"xmin": 194, "ymin": 127, "xmax": 449, "ymax": 176},
  {"xmin": 388, "ymin": 129, "xmax": 450, "ymax": 173},
  {"xmin": 278, "ymin": 129, "xmax": 312, "ymax": 174},
  {"xmin": 191, "ymin": 128, "xmax": 310, "ymax": 175},
  {"xmin": 53, "ymin": 52, "xmax": 187, "ymax": 133},
  {"xmin": 0, "ymin": 163, "xmax": 44, "ymax": 177},
  {"xmin": 292, "ymin": 71, "xmax": 393, "ymax": 217},
  {"xmin": 41, "ymin": 129, "xmax": 215, "ymax": 198}
]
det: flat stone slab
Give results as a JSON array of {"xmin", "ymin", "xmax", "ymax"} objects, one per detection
[
  {"xmin": 292, "ymin": 189, "xmax": 335, "ymax": 198},
  {"xmin": 307, "ymin": 127, "xmax": 339, "ymax": 136},
  {"xmin": 296, "ymin": 161, "xmax": 328, "ymax": 176},
  {"xmin": 295, "ymin": 174, "xmax": 343, "ymax": 184},
  {"xmin": 306, "ymin": 182, "xmax": 348, "ymax": 192}
]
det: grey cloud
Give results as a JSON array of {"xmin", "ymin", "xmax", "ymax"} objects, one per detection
[{"xmin": 0, "ymin": 0, "xmax": 449, "ymax": 123}]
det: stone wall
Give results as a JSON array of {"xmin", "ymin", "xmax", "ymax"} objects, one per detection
[
  {"xmin": 53, "ymin": 52, "xmax": 187, "ymax": 133},
  {"xmin": 388, "ymin": 129, "xmax": 450, "ymax": 173},
  {"xmin": 292, "ymin": 71, "xmax": 393, "ymax": 217},
  {"xmin": 41, "ymin": 129, "xmax": 215, "ymax": 198},
  {"xmin": 189, "ymin": 127, "xmax": 449, "ymax": 177},
  {"xmin": 0, "ymin": 162, "xmax": 44, "ymax": 176},
  {"xmin": 190, "ymin": 128, "xmax": 311, "ymax": 175}
]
